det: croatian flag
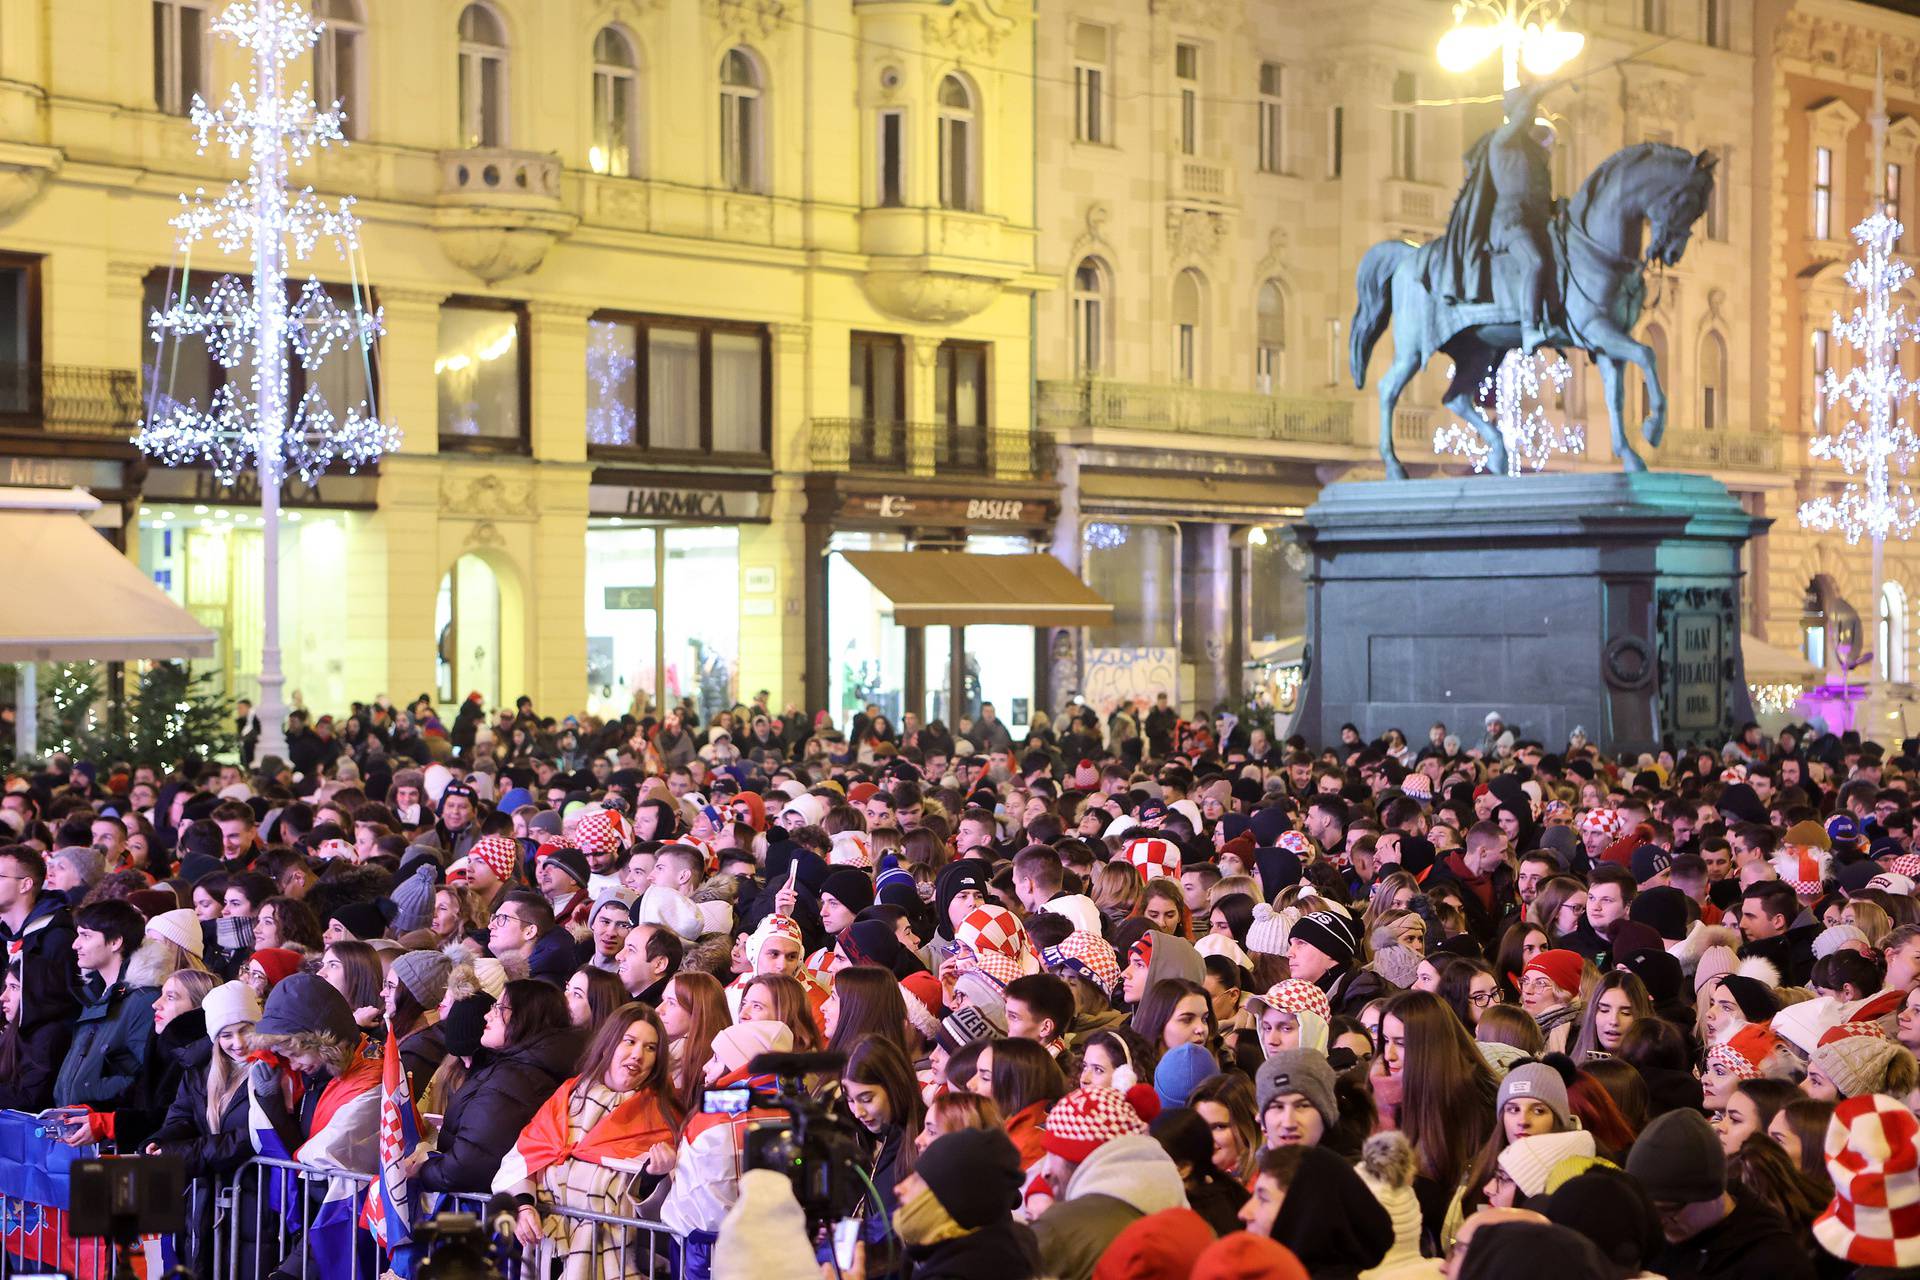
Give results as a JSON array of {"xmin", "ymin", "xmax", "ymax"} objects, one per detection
[
  {"xmin": 363, "ymin": 1030, "xmax": 427, "ymax": 1276},
  {"xmin": 249, "ymin": 1049, "xmax": 383, "ymax": 1280}
]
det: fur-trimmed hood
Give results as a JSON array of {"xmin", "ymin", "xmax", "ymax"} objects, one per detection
[{"xmin": 124, "ymin": 938, "xmax": 185, "ymax": 991}]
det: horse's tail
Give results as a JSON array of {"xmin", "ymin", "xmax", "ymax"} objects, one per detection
[{"xmin": 1350, "ymin": 240, "xmax": 1415, "ymax": 389}]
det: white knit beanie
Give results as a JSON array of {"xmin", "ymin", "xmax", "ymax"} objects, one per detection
[
  {"xmin": 712, "ymin": 1170, "xmax": 817, "ymax": 1280},
  {"xmin": 201, "ymin": 980, "xmax": 262, "ymax": 1038},
  {"xmin": 1498, "ymin": 1129, "xmax": 1597, "ymax": 1199},
  {"xmin": 1246, "ymin": 902, "xmax": 1297, "ymax": 956}
]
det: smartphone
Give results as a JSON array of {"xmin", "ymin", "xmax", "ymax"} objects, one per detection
[{"xmin": 702, "ymin": 1086, "xmax": 751, "ymax": 1115}]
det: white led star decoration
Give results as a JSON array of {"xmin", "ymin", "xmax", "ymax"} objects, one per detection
[
  {"xmin": 1433, "ymin": 351, "xmax": 1583, "ymax": 476},
  {"xmin": 586, "ymin": 320, "xmax": 638, "ymax": 447},
  {"xmin": 137, "ymin": 0, "xmax": 400, "ymax": 485},
  {"xmin": 1798, "ymin": 209, "xmax": 1920, "ymax": 544}
]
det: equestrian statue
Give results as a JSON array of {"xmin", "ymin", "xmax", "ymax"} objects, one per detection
[{"xmin": 1350, "ymin": 79, "xmax": 1718, "ymax": 479}]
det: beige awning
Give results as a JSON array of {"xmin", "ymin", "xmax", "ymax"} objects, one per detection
[
  {"xmin": 0, "ymin": 487, "xmax": 217, "ymax": 661},
  {"xmin": 839, "ymin": 551, "xmax": 1114, "ymax": 628},
  {"xmin": 1742, "ymin": 632, "xmax": 1820, "ymax": 683}
]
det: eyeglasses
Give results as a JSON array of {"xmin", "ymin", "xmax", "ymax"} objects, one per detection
[
  {"xmin": 1468, "ymin": 990, "xmax": 1503, "ymax": 1007},
  {"xmin": 490, "ymin": 912, "xmax": 526, "ymax": 929}
]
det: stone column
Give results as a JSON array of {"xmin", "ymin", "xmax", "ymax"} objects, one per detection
[
  {"xmin": 1182, "ymin": 522, "xmax": 1233, "ymax": 710},
  {"xmin": 906, "ymin": 334, "xmax": 942, "ymax": 475}
]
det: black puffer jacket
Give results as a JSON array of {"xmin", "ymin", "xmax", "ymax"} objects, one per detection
[
  {"xmin": 415, "ymin": 1024, "xmax": 588, "ymax": 1194},
  {"xmin": 149, "ymin": 1057, "xmax": 254, "ymax": 1178},
  {"xmin": 114, "ymin": 1008, "xmax": 213, "ymax": 1151}
]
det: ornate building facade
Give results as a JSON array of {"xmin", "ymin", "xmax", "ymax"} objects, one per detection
[{"xmin": 0, "ymin": 0, "xmax": 1048, "ymax": 727}]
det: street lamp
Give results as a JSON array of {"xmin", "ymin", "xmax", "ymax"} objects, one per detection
[{"xmin": 1437, "ymin": 1, "xmax": 1586, "ymax": 90}]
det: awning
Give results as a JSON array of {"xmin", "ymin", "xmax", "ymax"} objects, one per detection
[
  {"xmin": 838, "ymin": 551, "xmax": 1113, "ymax": 628},
  {"xmin": 1741, "ymin": 632, "xmax": 1820, "ymax": 683},
  {"xmin": 0, "ymin": 487, "xmax": 217, "ymax": 661}
]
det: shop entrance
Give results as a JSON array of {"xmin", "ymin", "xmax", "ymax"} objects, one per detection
[{"xmin": 436, "ymin": 553, "xmax": 507, "ymax": 710}]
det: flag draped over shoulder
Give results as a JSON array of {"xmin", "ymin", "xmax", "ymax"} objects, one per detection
[
  {"xmin": 363, "ymin": 1030, "xmax": 427, "ymax": 1276},
  {"xmin": 249, "ymin": 1047, "xmax": 383, "ymax": 1280},
  {"xmin": 490, "ymin": 1077, "xmax": 674, "ymax": 1194}
]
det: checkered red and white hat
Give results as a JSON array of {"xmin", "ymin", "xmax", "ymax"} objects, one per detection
[
  {"xmin": 957, "ymin": 904, "xmax": 1036, "ymax": 985},
  {"xmin": 1773, "ymin": 848, "xmax": 1831, "ymax": 897},
  {"xmin": 1042, "ymin": 928, "xmax": 1121, "ymax": 994},
  {"xmin": 829, "ymin": 830, "xmax": 873, "ymax": 869},
  {"xmin": 1258, "ymin": 978, "xmax": 1332, "ymax": 1023},
  {"xmin": 468, "ymin": 835, "xmax": 520, "ymax": 884},
  {"xmin": 1125, "ymin": 837, "xmax": 1181, "ymax": 883},
  {"xmin": 1892, "ymin": 855, "xmax": 1920, "ymax": 879},
  {"xmin": 1719, "ymin": 764, "xmax": 1750, "ymax": 785},
  {"xmin": 1706, "ymin": 1022, "xmax": 1778, "ymax": 1082},
  {"xmin": 1277, "ymin": 831, "xmax": 1312, "ymax": 857},
  {"xmin": 572, "ymin": 810, "xmax": 629, "ymax": 856},
  {"xmin": 670, "ymin": 835, "xmax": 718, "ymax": 875},
  {"xmin": 1041, "ymin": 1085, "xmax": 1149, "ymax": 1162},
  {"xmin": 1577, "ymin": 808, "xmax": 1627, "ymax": 841},
  {"xmin": 1813, "ymin": 1094, "xmax": 1920, "ymax": 1268}
]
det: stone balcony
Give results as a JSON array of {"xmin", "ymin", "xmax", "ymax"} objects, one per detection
[
  {"xmin": 1168, "ymin": 154, "xmax": 1234, "ymax": 207},
  {"xmin": 431, "ymin": 148, "xmax": 579, "ymax": 284},
  {"xmin": 1038, "ymin": 377, "xmax": 1354, "ymax": 448},
  {"xmin": 857, "ymin": 206, "xmax": 1028, "ymax": 324},
  {"xmin": 1656, "ymin": 429, "xmax": 1782, "ymax": 472}
]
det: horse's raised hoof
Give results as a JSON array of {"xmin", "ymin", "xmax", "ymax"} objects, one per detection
[{"xmin": 1620, "ymin": 451, "xmax": 1647, "ymax": 473}]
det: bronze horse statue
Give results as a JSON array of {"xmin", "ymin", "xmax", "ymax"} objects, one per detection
[{"xmin": 1351, "ymin": 143, "xmax": 1718, "ymax": 479}]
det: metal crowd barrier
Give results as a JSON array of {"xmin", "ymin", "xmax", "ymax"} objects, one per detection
[
  {"xmin": 0, "ymin": 1196, "xmax": 116, "ymax": 1280},
  {"xmin": 208, "ymin": 1156, "xmax": 685, "ymax": 1280}
]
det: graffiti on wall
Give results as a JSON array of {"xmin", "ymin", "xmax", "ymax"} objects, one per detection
[{"xmin": 1083, "ymin": 646, "xmax": 1179, "ymax": 713}]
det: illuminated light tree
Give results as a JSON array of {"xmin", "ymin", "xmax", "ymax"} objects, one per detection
[
  {"xmin": 1433, "ymin": 350, "xmax": 1583, "ymax": 475},
  {"xmin": 136, "ymin": 0, "xmax": 400, "ymax": 764}
]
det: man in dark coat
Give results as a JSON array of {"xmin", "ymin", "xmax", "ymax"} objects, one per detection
[
  {"xmin": 1625, "ymin": 1109, "xmax": 1813, "ymax": 1280},
  {"xmin": 0, "ymin": 846, "xmax": 80, "ymax": 1090}
]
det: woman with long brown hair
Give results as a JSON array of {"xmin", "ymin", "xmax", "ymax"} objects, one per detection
[
  {"xmin": 841, "ymin": 1038, "xmax": 924, "ymax": 1277},
  {"xmin": 969, "ymin": 1037, "xmax": 1066, "ymax": 1167},
  {"xmin": 739, "ymin": 972, "xmax": 823, "ymax": 1053},
  {"xmin": 823, "ymin": 964, "xmax": 911, "ymax": 1057},
  {"xmin": 659, "ymin": 971, "xmax": 730, "ymax": 1118},
  {"xmin": 1373, "ymin": 990, "xmax": 1496, "ymax": 1247}
]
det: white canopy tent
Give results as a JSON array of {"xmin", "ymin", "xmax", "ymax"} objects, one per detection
[{"xmin": 0, "ymin": 487, "xmax": 217, "ymax": 759}]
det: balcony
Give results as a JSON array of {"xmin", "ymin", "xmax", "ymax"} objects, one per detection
[
  {"xmin": 808, "ymin": 418, "xmax": 1045, "ymax": 479},
  {"xmin": 1037, "ymin": 378, "xmax": 1354, "ymax": 447},
  {"xmin": 1169, "ymin": 154, "xmax": 1234, "ymax": 207},
  {"xmin": 431, "ymin": 148, "xmax": 579, "ymax": 284},
  {"xmin": 0, "ymin": 364, "xmax": 141, "ymax": 440},
  {"xmin": 1656, "ymin": 430, "xmax": 1781, "ymax": 472},
  {"xmin": 1383, "ymin": 178, "xmax": 1451, "ymax": 230}
]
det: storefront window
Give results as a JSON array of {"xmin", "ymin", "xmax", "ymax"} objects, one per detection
[
  {"xmin": 1248, "ymin": 525, "xmax": 1306, "ymax": 652},
  {"xmin": 585, "ymin": 525, "xmax": 658, "ymax": 719},
  {"xmin": 587, "ymin": 312, "xmax": 770, "ymax": 456},
  {"xmin": 584, "ymin": 523, "xmax": 740, "ymax": 723},
  {"xmin": 663, "ymin": 526, "xmax": 739, "ymax": 720},
  {"xmin": 1083, "ymin": 521, "xmax": 1177, "ymax": 649},
  {"xmin": 828, "ymin": 531, "xmax": 908, "ymax": 726}
]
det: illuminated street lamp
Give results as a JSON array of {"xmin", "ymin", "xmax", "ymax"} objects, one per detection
[{"xmin": 1437, "ymin": 0, "xmax": 1586, "ymax": 90}]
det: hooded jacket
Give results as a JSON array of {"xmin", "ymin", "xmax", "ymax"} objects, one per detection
[
  {"xmin": 415, "ymin": 1024, "xmax": 587, "ymax": 1194},
  {"xmin": 1033, "ymin": 1134, "xmax": 1188, "ymax": 1280},
  {"xmin": 53, "ymin": 942, "xmax": 168, "ymax": 1108},
  {"xmin": 1141, "ymin": 932, "xmax": 1206, "ymax": 991},
  {"xmin": 1647, "ymin": 1187, "xmax": 1814, "ymax": 1280},
  {"xmin": 0, "ymin": 893, "xmax": 79, "ymax": 1033}
]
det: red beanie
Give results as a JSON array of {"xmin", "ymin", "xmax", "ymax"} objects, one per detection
[
  {"xmin": 1191, "ymin": 1234, "xmax": 1309, "ymax": 1280},
  {"xmin": 1092, "ymin": 1208, "xmax": 1217, "ymax": 1280},
  {"xmin": 1524, "ymin": 949, "xmax": 1585, "ymax": 999},
  {"xmin": 249, "ymin": 947, "xmax": 303, "ymax": 990}
]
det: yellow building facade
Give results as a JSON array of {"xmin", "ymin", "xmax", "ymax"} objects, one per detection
[{"xmin": 0, "ymin": 0, "xmax": 1045, "ymax": 726}]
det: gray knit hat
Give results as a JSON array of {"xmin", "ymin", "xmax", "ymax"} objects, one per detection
[
  {"xmin": 1497, "ymin": 1061, "xmax": 1571, "ymax": 1128},
  {"xmin": 390, "ymin": 949, "xmax": 451, "ymax": 1010},
  {"xmin": 389, "ymin": 861, "xmax": 439, "ymax": 934},
  {"xmin": 1256, "ymin": 1048, "xmax": 1339, "ymax": 1129},
  {"xmin": 49, "ymin": 845, "xmax": 104, "ymax": 889}
]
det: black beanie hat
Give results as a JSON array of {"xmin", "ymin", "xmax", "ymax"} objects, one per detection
[
  {"xmin": 1716, "ymin": 974, "xmax": 1779, "ymax": 1023},
  {"xmin": 442, "ymin": 993, "xmax": 495, "ymax": 1058},
  {"xmin": 915, "ymin": 1126, "xmax": 1022, "ymax": 1230},
  {"xmin": 819, "ymin": 868, "xmax": 875, "ymax": 915},
  {"xmin": 1291, "ymin": 909, "xmax": 1357, "ymax": 967},
  {"xmin": 328, "ymin": 898, "xmax": 397, "ymax": 942},
  {"xmin": 1544, "ymin": 1168, "xmax": 1663, "ymax": 1280},
  {"xmin": 1628, "ymin": 886, "xmax": 1689, "ymax": 942},
  {"xmin": 543, "ymin": 847, "xmax": 592, "ymax": 891},
  {"xmin": 1624, "ymin": 1108, "xmax": 1726, "ymax": 1204},
  {"xmin": 1615, "ymin": 947, "xmax": 1683, "ymax": 1005}
]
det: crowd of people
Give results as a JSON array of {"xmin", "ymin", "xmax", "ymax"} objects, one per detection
[{"xmin": 2, "ymin": 693, "xmax": 1918, "ymax": 1280}]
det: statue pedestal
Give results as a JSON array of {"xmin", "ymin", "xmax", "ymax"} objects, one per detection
[{"xmin": 1291, "ymin": 473, "xmax": 1769, "ymax": 755}]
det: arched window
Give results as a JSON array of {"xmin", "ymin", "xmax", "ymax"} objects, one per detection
[
  {"xmin": 591, "ymin": 26, "xmax": 639, "ymax": 176},
  {"xmin": 938, "ymin": 74, "xmax": 977, "ymax": 211},
  {"xmin": 1172, "ymin": 269, "xmax": 1204, "ymax": 385},
  {"xmin": 720, "ymin": 47, "xmax": 764, "ymax": 193},
  {"xmin": 1640, "ymin": 322, "xmax": 1668, "ymax": 427},
  {"xmin": 1883, "ymin": 580, "xmax": 1909, "ymax": 682},
  {"xmin": 1699, "ymin": 330, "xmax": 1728, "ymax": 429},
  {"xmin": 1072, "ymin": 257, "xmax": 1108, "ymax": 377},
  {"xmin": 457, "ymin": 3, "xmax": 508, "ymax": 148},
  {"xmin": 315, "ymin": 0, "xmax": 365, "ymax": 137},
  {"xmin": 1257, "ymin": 281, "xmax": 1285, "ymax": 393}
]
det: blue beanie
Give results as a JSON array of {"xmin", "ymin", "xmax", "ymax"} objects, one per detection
[
  {"xmin": 497, "ymin": 787, "xmax": 534, "ymax": 816},
  {"xmin": 1154, "ymin": 1042, "xmax": 1218, "ymax": 1110}
]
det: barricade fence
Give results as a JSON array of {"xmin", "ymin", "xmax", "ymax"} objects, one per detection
[{"xmin": 190, "ymin": 1156, "xmax": 686, "ymax": 1280}]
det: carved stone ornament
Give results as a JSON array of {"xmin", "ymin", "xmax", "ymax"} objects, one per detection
[
  {"xmin": 1166, "ymin": 207, "xmax": 1228, "ymax": 263},
  {"xmin": 924, "ymin": 0, "xmax": 1018, "ymax": 59},
  {"xmin": 1626, "ymin": 76, "xmax": 1693, "ymax": 131},
  {"xmin": 1151, "ymin": 0, "xmax": 1238, "ymax": 28},
  {"xmin": 0, "ymin": 151, "xmax": 59, "ymax": 226},
  {"xmin": 861, "ymin": 271, "xmax": 1001, "ymax": 324},
  {"xmin": 441, "ymin": 472, "xmax": 537, "ymax": 518},
  {"xmin": 709, "ymin": 0, "xmax": 786, "ymax": 42},
  {"xmin": 464, "ymin": 520, "xmax": 505, "ymax": 550}
]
